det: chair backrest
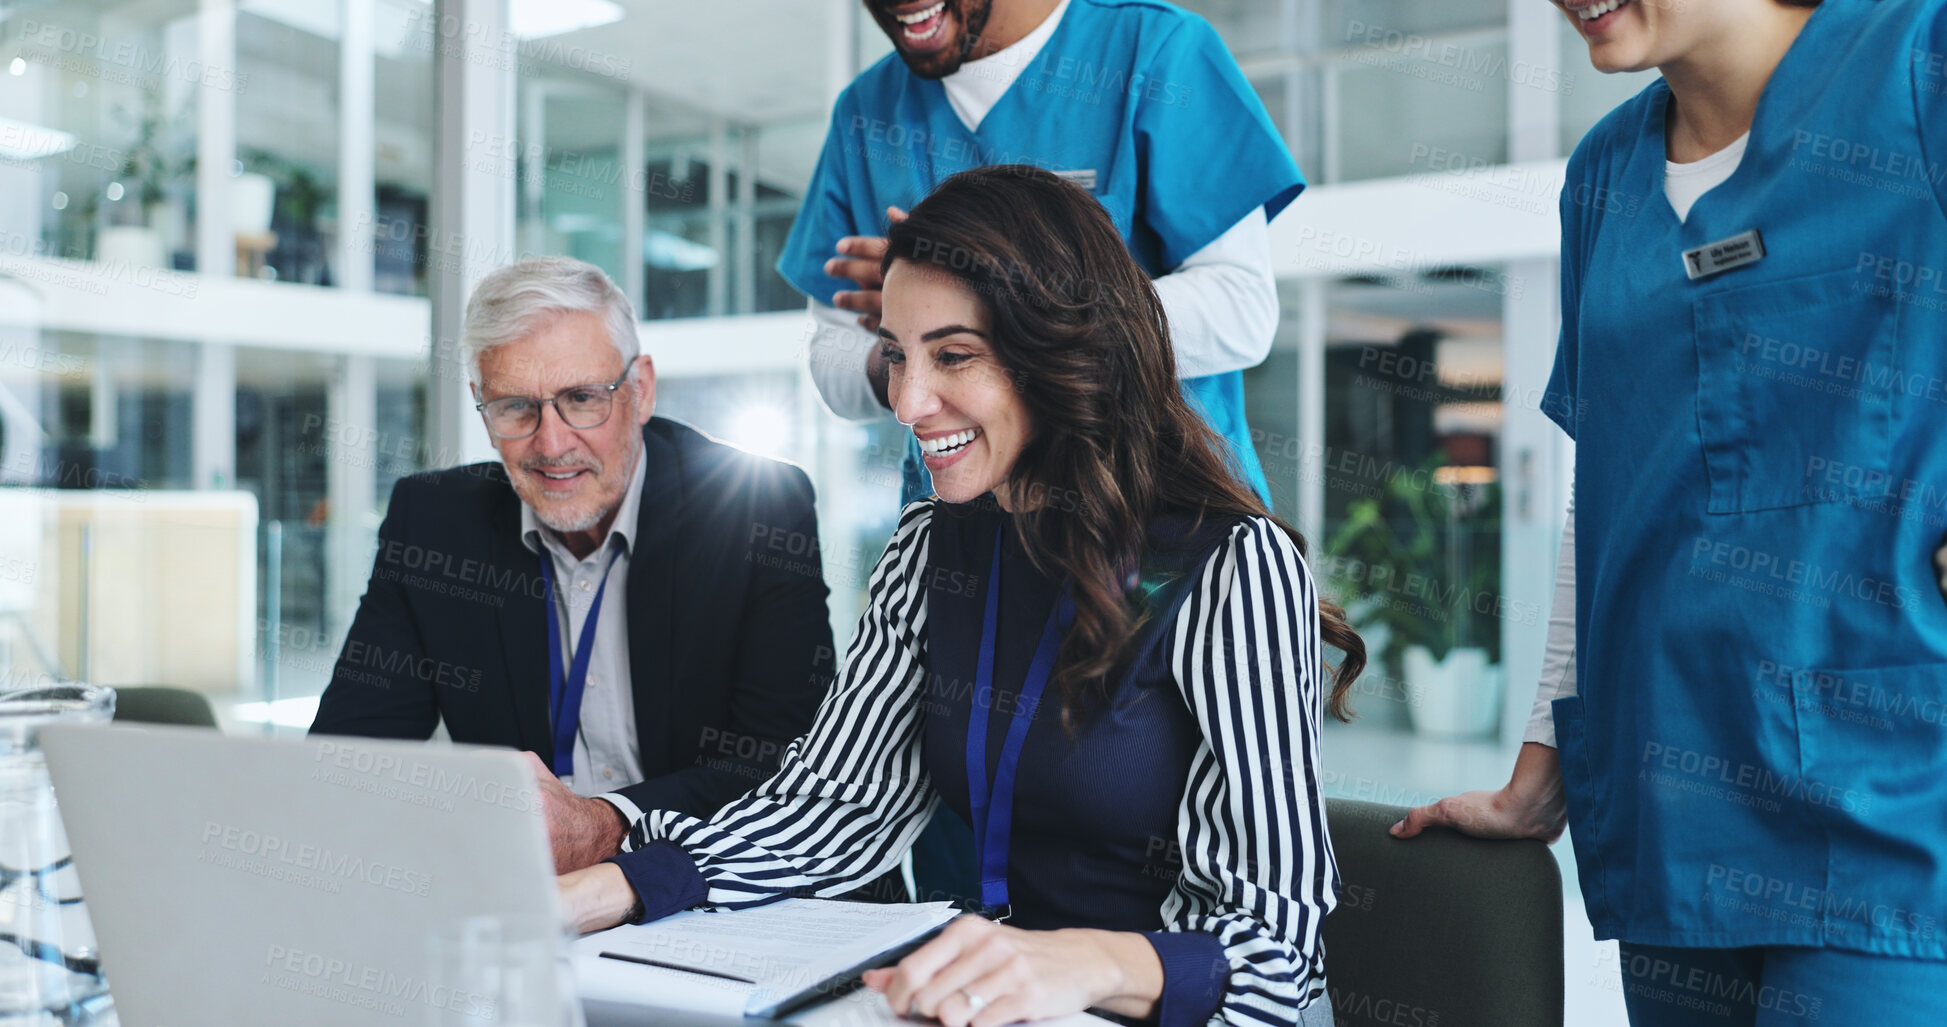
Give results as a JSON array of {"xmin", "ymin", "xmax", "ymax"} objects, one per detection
[
  {"xmin": 1322, "ymin": 798, "xmax": 1564, "ymax": 1027},
  {"xmin": 110, "ymin": 686, "xmax": 219, "ymax": 729}
]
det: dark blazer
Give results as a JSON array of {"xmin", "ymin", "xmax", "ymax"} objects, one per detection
[{"xmin": 311, "ymin": 417, "xmax": 836, "ymax": 819}]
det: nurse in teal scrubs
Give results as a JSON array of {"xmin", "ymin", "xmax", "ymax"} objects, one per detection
[
  {"xmin": 1396, "ymin": 0, "xmax": 1947, "ymax": 1022},
  {"xmin": 780, "ymin": 0, "xmax": 1300, "ymax": 508}
]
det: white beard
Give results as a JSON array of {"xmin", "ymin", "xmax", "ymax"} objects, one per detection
[{"xmin": 533, "ymin": 503, "xmax": 607, "ymax": 534}]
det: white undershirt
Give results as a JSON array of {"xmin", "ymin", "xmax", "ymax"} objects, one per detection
[
  {"xmin": 1663, "ymin": 131, "xmax": 1748, "ymax": 223},
  {"xmin": 1524, "ymin": 132, "xmax": 1751, "ymax": 746},
  {"xmin": 941, "ymin": 0, "xmax": 1069, "ymax": 133},
  {"xmin": 804, "ymin": 0, "xmax": 1280, "ymax": 421}
]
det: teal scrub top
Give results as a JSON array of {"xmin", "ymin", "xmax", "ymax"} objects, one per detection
[
  {"xmin": 777, "ymin": 0, "xmax": 1303, "ymax": 503},
  {"xmin": 1545, "ymin": 0, "xmax": 1947, "ymax": 958}
]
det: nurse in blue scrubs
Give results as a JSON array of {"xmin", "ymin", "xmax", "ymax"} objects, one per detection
[
  {"xmin": 1396, "ymin": 0, "xmax": 1947, "ymax": 1022},
  {"xmin": 784, "ymin": 0, "xmax": 1300, "ymax": 508}
]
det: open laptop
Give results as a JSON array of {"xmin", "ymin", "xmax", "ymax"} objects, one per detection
[{"xmin": 40, "ymin": 723, "xmax": 773, "ymax": 1027}]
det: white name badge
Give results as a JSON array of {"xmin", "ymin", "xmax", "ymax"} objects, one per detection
[
  {"xmin": 1053, "ymin": 168, "xmax": 1098, "ymax": 192},
  {"xmin": 1683, "ymin": 229, "xmax": 1766, "ymax": 281}
]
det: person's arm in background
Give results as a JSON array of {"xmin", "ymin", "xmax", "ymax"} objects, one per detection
[
  {"xmin": 1524, "ymin": 500, "xmax": 1576, "ymax": 748},
  {"xmin": 776, "ymin": 86, "xmax": 898, "ymax": 421},
  {"xmin": 558, "ymin": 502, "xmax": 940, "ymax": 930},
  {"xmin": 1395, "ymin": 128, "xmax": 1595, "ymax": 844},
  {"xmin": 1130, "ymin": 11, "xmax": 1300, "ymax": 385},
  {"xmin": 1392, "ymin": 501, "xmax": 1573, "ymax": 842},
  {"xmin": 309, "ymin": 478, "xmax": 442, "ymax": 740},
  {"xmin": 807, "ymin": 299, "xmax": 890, "ymax": 421},
  {"xmin": 1151, "ymin": 207, "xmax": 1277, "ymax": 379},
  {"xmin": 806, "ymin": 204, "xmax": 1275, "ymax": 419}
]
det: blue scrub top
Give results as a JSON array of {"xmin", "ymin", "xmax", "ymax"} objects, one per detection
[
  {"xmin": 1545, "ymin": 0, "xmax": 1947, "ymax": 959},
  {"xmin": 778, "ymin": 0, "xmax": 1303, "ymax": 503}
]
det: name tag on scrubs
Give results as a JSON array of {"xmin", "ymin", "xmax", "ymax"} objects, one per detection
[
  {"xmin": 1683, "ymin": 230, "xmax": 1766, "ymax": 281},
  {"xmin": 1053, "ymin": 168, "xmax": 1098, "ymax": 192}
]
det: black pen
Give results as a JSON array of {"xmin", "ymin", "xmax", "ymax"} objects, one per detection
[{"xmin": 598, "ymin": 950, "xmax": 758, "ymax": 984}]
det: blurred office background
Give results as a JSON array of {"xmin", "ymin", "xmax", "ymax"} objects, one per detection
[{"xmin": 0, "ymin": 1, "xmax": 1654, "ymax": 1018}]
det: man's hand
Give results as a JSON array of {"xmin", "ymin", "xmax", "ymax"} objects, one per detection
[
  {"xmin": 1390, "ymin": 742, "xmax": 1569, "ymax": 843},
  {"xmin": 824, "ymin": 206, "xmax": 909, "ymax": 334},
  {"xmin": 520, "ymin": 751, "xmax": 629, "ymax": 874}
]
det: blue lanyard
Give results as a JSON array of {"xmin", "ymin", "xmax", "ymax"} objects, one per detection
[
  {"xmin": 965, "ymin": 522, "xmax": 1073, "ymax": 916},
  {"xmin": 540, "ymin": 547, "xmax": 624, "ymax": 778}
]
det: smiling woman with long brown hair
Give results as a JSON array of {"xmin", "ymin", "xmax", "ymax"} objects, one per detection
[{"xmin": 560, "ymin": 164, "xmax": 1362, "ymax": 1027}]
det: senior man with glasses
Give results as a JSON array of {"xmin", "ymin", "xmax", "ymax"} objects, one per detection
[{"xmin": 312, "ymin": 257, "xmax": 835, "ymax": 875}]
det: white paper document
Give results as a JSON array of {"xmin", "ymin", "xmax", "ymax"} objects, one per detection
[
  {"xmin": 791, "ymin": 981, "xmax": 1118, "ymax": 1027},
  {"xmin": 572, "ymin": 898, "xmax": 961, "ymax": 1018}
]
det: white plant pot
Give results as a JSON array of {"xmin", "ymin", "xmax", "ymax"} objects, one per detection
[
  {"xmin": 96, "ymin": 225, "xmax": 166, "ymax": 268},
  {"xmin": 232, "ymin": 172, "xmax": 276, "ymax": 235},
  {"xmin": 1402, "ymin": 645, "xmax": 1503, "ymax": 739}
]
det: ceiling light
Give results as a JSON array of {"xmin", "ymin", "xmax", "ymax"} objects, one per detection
[
  {"xmin": 644, "ymin": 230, "xmax": 719, "ymax": 272},
  {"xmin": 230, "ymin": 696, "xmax": 322, "ymax": 729},
  {"xmin": 510, "ymin": 0, "xmax": 624, "ymax": 39},
  {"xmin": 727, "ymin": 402, "xmax": 796, "ymax": 460},
  {"xmin": 241, "ymin": 0, "xmax": 426, "ymax": 59}
]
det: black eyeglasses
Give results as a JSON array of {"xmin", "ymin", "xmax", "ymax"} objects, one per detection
[{"xmin": 474, "ymin": 368, "xmax": 631, "ymax": 440}]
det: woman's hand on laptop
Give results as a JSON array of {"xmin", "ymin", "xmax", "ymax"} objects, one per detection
[
  {"xmin": 861, "ymin": 916, "xmax": 1163, "ymax": 1027},
  {"xmin": 558, "ymin": 863, "xmax": 638, "ymax": 935},
  {"xmin": 1389, "ymin": 741, "xmax": 1568, "ymax": 843}
]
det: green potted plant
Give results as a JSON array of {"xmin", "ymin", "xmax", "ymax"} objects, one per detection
[
  {"xmin": 1323, "ymin": 456, "xmax": 1504, "ymax": 737},
  {"xmin": 239, "ymin": 148, "xmax": 331, "ymax": 282},
  {"xmin": 97, "ymin": 94, "xmax": 191, "ymax": 267}
]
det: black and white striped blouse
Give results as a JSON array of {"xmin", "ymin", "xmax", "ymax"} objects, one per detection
[{"xmin": 619, "ymin": 501, "xmax": 1339, "ymax": 1027}]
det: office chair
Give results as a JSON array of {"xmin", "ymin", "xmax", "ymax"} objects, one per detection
[
  {"xmin": 1322, "ymin": 797, "xmax": 1564, "ymax": 1027},
  {"xmin": 109, "ymin": 686, "xmax": 220, "ymax": 729}
]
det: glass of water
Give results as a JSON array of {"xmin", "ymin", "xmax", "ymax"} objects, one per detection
[{"xmin": 426, "ymin": 914, "xmax": 583, "ymax": 1027}]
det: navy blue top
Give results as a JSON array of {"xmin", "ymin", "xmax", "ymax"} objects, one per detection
[{"xmin": 922, "ymin": 502, "xmax": 1218, "ymax": 931}]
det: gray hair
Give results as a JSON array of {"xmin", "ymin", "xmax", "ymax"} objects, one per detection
[{"xmin": 461, "ymin": 257, "xmax": 639, "ymax": 384}]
